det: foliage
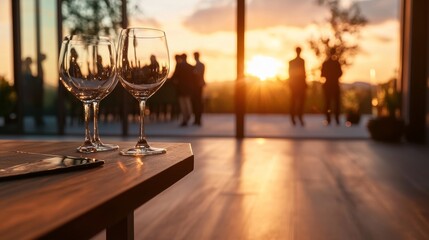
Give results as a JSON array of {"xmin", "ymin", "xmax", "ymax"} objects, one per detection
[
  {"xmin": 367, "ymin": 78, "xmax": 403, "ymax": 142},
  {"xmin": 62, "ymin": 0, "xmax": 123, "ymax": 35},
  {"xmin": 309, "ymin": 0, "xmax": 367, "ymax": 68},
  {"xmin": 385, "ymin": 89, "xmax": 400, "ymax": 118},
  {"xmin": 202, "ymin": 80, "xmax": 371, "ymax": 114},
  {"xmin": 342, "ymin": 86, "xmax": 372, "ymax": 114},
  {"xmin": 377, "ymin": 78, "xmax": 401, "ymax": 118},
  {"xmin": 0, "ymin": 76, "xmax": 16, "ymax": 117},
  {"xmin": 342, "ymin": 88, "xmax": 360, "ymax": 113},
  {"xmin": 61, "ymin": 0, "xmax": 143, "ymax": 121}
]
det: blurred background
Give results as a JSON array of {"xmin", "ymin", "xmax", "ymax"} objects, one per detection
[{"xmin": 0, "ymin": 0, "xmax": 427, "ymax": 142}]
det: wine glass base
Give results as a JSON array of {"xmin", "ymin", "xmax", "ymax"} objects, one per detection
[
  {"xmin": 77, "ymin": 145, "xmax": 97, "ymax": 153},
  {"xmin": 120, "ymin": 146, "xmax": 166, "ymax": 156},
  {"xmin": 94, "ymin": 143, "xmax": 119, "ymax": 152}
]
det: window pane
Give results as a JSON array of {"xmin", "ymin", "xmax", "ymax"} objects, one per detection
[
  {"xmin": 245, "ymin": 0, "xmax": 400, "ymax": 137},
  {"xmin": 20, "ymin": 0, "xmax": 58, "ymax": 134},
  {"xmin": 0, "ymin": 1, "xmax": 16, "ymax": 130},
  {"xmin": 126, "ymin": 0, "xmax": 236, "ymax": 135}
]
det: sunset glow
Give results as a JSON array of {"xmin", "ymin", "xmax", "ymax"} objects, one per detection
[
  {"xmin": 246, "ymin": 55, "xmax": 284, "ymax": 81},
  {"xmin": 0, "ymin": 0, "xmax": 400, "ymax": 85}
]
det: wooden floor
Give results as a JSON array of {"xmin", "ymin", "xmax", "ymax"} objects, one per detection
[{"xmin": 95, "ymin": 138, "xmax": 429, "ymax": 240}]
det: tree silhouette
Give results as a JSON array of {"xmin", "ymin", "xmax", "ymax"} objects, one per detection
[
  {"xmin": 0, "ymin": 76, "xmax": 16, "ymax": 119},
  {"xmin": 62, "ymin": 0, "xmax": 123, "ymax": 35},
  {"xmin": 308, "ymin": 0, "xmax": 367, "ymax": 69}
]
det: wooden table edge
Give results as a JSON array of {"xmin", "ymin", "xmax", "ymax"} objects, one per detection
[{"xmin": 37, "ymin": 154, "xmax": 194, "ymax": 240}]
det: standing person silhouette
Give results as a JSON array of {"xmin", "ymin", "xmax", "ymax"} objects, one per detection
[
  {"xmin": 192, "ymin": 52, "xmax": 206, "ymax": 126},
  {"xmin": 21, "ymin": 56, "xmax": 45, "ymax": 127},
  {"xmin": 21, "ymin": 57, "xmax": 35, "ymax": 123},
  {"xmin": 149, "ymin": 55, "xmax": 160, "ymax": 74},
  {"xmin": 288, "ymin": 47, "xmax": 307, "ymax": 126},
  {"xmin": 321, "ymin": 48, "xmax": 343, "ymax": 125},
  {"xmin": 68, "ymin": 48, "xmax": 83, "ymax": 125},
  {"xmin": 34, "ymin": 53, "xmax": 46, "ymax": 127},
  {"xmin": 69, "ymin": 48, "xmax": 82, "ymax": 78},
  {"xmin": 173, "ymin": 54, "xmax": 195, "ymax": 127}
]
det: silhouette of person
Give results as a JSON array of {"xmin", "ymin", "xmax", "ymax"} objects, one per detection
[
  {"xmin": 288, "ymin": 47, "xmax": 307, "ymax": 126},
  {"xmin": 149, "ymin": 54, "xmax": 160, "ymax": 72},
  {"xmin": 148, "ymin": 54, "xmax": 160, "ymax": 83},
  {"xmin": 68, "ymin": 48, "xmax": 83, "ymax": 125},
  {"xmin": 171, "ymin": 54, "xmax": 182, "ymax": 78},
  {"xmin": 22, "ymin": 57, "xmax": 35, "ymax": 116},
  {"xmin": 172, "ymin": 54, "xmax": 195, "ymax": 127},
  {"xmin": 321, "ymin": 48, "xmax": 343, "ymax": 125},
  {"xmin": 169, "ymin": 55, "xmax": 182, "ymax": 120},
  {"xmin": 34, "ymin": 53, "xmax": 46, "ymax": 127},
  {"xmin": 95, "ymin": 54, "xmax": 105, "ymax": 80},
  {"xmin": 69, "ymin": 48, "xmax": 82, "ymax": 78},
  {"xmin": 21, "ymin": 56, "xmax": 44, "ymax": 127},
  {"xmin": 192, "ymin": 52, "xmax": 206, "ymax": 126}
]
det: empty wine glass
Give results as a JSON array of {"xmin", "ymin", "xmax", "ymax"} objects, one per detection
[
  {"xmin": 116, "ymin": 28, "xmax": 169, "ymax": 156},
  {"xmin": 92, "ymin": 76, "xmax": 119, "ymax": 152},
  {"xmin": 59, "ymin": 35, "xmax": 116, "ymax": 153}
]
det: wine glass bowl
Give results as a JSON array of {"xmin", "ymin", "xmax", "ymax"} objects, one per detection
[
  {"xmin": 60, "ymin": 35, "xmax": 116, "ymax": 99},
  {"xmin": 59, "ymin": 35, "xmax": 116, "ymax": 153},
  {"xmin": 117, "ymin": 28, "xmax": 169, "ymax": 156}
]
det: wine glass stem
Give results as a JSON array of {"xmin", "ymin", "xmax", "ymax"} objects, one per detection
[
  {"xmin": 83, "ymin": 102, "xmax": 93, "ymax": 145},
  {"xmin": 137, "ymin": 100, "xmax": 150, "ymax": 148},
  {"xmin": 93, "ymin": 101, "xmax": 100, "ymax": 143}
]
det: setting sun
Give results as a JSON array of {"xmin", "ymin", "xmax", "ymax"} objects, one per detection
[{"xmin": 246, "ymin": 55, "xmax": 284, "ymax": 81}]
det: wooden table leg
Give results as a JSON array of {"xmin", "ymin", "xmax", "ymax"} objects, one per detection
[{"xmin": 106, "ymin": 213, "xmax": 134, "ymax": 240}]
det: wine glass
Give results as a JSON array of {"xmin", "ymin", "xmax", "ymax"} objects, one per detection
[
  {"xmin": 92, "ymin": 76, "xmax": 119, "ymax": 152},
  {"xmin": 59, "ymin": 35, "xmax": 116, "ymax": 153},
  {"xmin": 116, "ymin": 28, "xmax": 169, "ymax": 156}
]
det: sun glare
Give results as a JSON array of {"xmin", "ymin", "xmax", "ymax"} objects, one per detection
[{"xmin": 246, "ymin": 55, "xmax": 283, "ymax": 81}]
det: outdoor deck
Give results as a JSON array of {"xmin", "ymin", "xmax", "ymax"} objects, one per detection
[
  {"xmin": 2, "ymin": 115, "xmax": 429, "ymax": 240},
  {"xmin": 81, "ymin": 137, "xmax": 429, "ymax": 240},
  {"xmin": 22, "ymin": 114, "xmax": 372, "ymax": 139}
]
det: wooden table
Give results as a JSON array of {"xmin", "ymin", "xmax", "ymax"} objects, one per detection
[{"xmin": 0, "ymin": 140, "xmax": 194, "ymax": 240}]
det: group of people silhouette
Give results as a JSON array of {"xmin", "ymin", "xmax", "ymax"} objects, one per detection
[
  {"xmin": 288, "ymin": 47, "xmax": 343, "ymax": 126},
  {"xmin": 22, "ymin": 55, "xmax": 45, "ymax": 127},
  {"xmin": 22, "ymin": 47, "xmax": 343, "ymax": 130},
  {"xmin": 171, "ymin": 52, "xmax": 206, "ymax": 127}
]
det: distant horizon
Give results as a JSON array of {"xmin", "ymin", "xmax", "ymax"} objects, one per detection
[
  {"xmin": 36, "ymin": 76, "xmax": 392, "ymax": 88},
  {"xmin": 0, "ymin": 0, "xmax": 400, "ymax": 87}
]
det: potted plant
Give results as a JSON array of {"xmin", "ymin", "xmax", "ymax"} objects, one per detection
[
  {"xmin": 0, "ymin": 76, "xmax": 16, "ymax": 127},
  {"xmin": 343, "ymin": 88, "xmax": 361, "ymax": 125},
  {"xmin": 367, "ymin": 80, "xmax": 404, "ymax": 142}
]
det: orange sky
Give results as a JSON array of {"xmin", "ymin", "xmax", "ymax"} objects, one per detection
[{"xmin": 0, "ymin": 0, "xmax": 400, "ymax": 86}]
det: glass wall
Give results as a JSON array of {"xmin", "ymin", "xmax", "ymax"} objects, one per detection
[
  {"xmin": 0, "ymin": 0, "xmax": 59, "ymax": 135},
  {"xmin": 125, "ymin": 0, "xmax": 237, "ymax": 134},
  {"xmin": 20, "ymin": 0, "xmax": 38, "ymax": 132},
  {"xmin": 244, "ymin": 0, "xmax": 400, "ymax": 137},
  {"xmin": 1, "ymin": 0, "xmax": 407, "ymax": 138},
  {"xmin": 61, "ymin": 0, "xmax": 123, "ymax": 136},
  {"xmin": 0, "ymin": 1, "xmax": 15, "ymax": 131},
  {"xmin": 20, "ymin": 0, "xmax": 58, "ymax": 134},
  {"xmin": 58, "ymin": 0, "xmax": 237, "ymax": 137}
]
